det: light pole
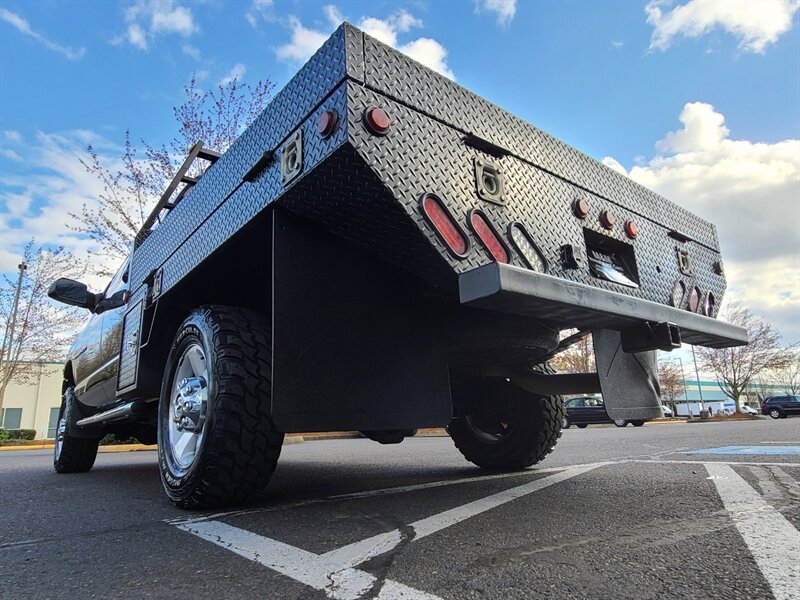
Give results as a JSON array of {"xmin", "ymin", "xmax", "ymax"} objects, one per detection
[
  {"xmin": 691, "ymin": 345, "xmax": 705, "ymax": 414},
  {"xmin": 0, "ymin": 261, "xmax": 28, "ymax": 421},
  {"xmin": 677, "ymin": 356, "xmax": 690, "ymax": 418}
]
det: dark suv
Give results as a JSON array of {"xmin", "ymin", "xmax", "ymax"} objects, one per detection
[{"xmin": 761, "ymin": 395, "xmax": 800, "ymax": 419}]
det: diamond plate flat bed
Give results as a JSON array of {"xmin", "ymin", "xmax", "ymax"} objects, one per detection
[{"xmin": 119, "ymin": 24, "xmax": 745, "ymax": 392}]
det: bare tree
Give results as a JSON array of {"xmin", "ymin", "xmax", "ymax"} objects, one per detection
[
  {"xmin": 0, "ymin": 242, "xmax": 87, "ymax": 417},
  {"xmin": 657, "ymin": 359, "xmax": 684, "ymax": 413},
  {"xmin": 774, "ymin": 351, "xmax": 800, "ymax": 395},
  {"xmin": 697, "ymin": 303, "xmax": 793, "ymax": 412},
  {"xmin": 551, "ymin": 334, "xmax": 595, "ymax": 373},
  {"xmin": 71, "ymin": 75, "xmax": 274, "ymax": 275}
]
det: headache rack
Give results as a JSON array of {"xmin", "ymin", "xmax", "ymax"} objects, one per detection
[{"xmin": 135, "ymin": 140, "xmax": 221, "ymax": 248}]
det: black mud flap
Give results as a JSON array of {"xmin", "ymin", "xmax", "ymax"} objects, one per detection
[{"xmin": 592, "ymin": 329, "xmax": 662, "ymax": 421}]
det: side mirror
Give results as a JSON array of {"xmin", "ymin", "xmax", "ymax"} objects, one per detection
[
  {"xmin": 48, "ymin": 278, "xmax": 98, "ymax": 311},
  {"xmin": 94, "ymin": 289, "xmax": 129, "ymax": 315}
]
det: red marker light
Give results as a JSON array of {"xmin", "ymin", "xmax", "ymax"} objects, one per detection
[
  {"xmin": 600, "ymin": 210, "xmax": 616, "ymax": 229},
  {"xmin": 365, "ymin": 107, "xmax": 391, "ymax": 135},
  {"xmin": 624, "ymin": 220, "xmax": 638, "ymax": 239},
  {"xmin": 573, "ymin": 198, "xmax": 589, "ymax": 219},
  {"xmin": 469, "ymin": 211, "xmax": 509, "ymax": 264},
  {"xmin": 317, "ymin": 110, "xmax": 338, "ymax": 138},
  {"xmin": 420, "ymin": 194, "xmax": 468, "ymax": 257}
]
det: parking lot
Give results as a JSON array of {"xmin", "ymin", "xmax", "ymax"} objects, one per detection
[{"xmin": 1, "ymin": 418, "xmax": 798, "ymax": 600}]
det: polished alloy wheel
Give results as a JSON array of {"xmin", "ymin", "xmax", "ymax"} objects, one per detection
[
  {"xmin": 168, "ymin": 343, "xmax": 208, "ymax": 469},
  {"xmin": 54, "ymin": 414, "xmax": 67, "ymax": 460}
]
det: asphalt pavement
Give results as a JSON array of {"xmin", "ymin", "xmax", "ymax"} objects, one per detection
[{"xmin": 1, "ymin": 418, "xmax": 798, "ymax": 599}]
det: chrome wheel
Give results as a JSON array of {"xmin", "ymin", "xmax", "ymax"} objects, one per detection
[
  {"xmin": 614, "ymin": 419, "xmax": 628, "ymax": 427},
  {"xmin": 168, "ymin": 343, "xmax": 208, "ymax": 469},
  {"xmin": 769, "ymin": 409, "xmax": 780, "ymax": 419},
  {"xmin": 54, "ymin": 412, "xmax": 66, "ymax": 460}
]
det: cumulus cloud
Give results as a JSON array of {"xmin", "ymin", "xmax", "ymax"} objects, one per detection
[
  {"xmin": 219, "ymin": 63, "xmax": 246, "ymax": 86},
  {"xmin": 0, "ymin": 130, "xmax": 122, "ymax": 283},
  {"xmin": 245, "ymin": 0, "xmax": 274, "ymax": 27},
  {"xmin": 605, "ymin": 102, "xmax": 800, "ymax": 342},
  {"xmin": 120, "ymin": 0, "xmax": 197, "ymax": 50},
  {"xmin": 0, "ymin": 8, "xmax": 86, "ymax": 60},
  {"xmin": 475, "ymin": 0, "xmax": 517, "ymax": 27},
  {"xmin": 646, "ymin": 0, "xmax": 800, "ymax": 53},
  {"xmin": 275, "ymin": 7, "xmax": 455, "ymax": 80}
]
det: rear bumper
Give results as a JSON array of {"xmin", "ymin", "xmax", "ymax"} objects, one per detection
[{"xmin": 459, "ymin": 263, "xmax": 747, "ymax": 349}]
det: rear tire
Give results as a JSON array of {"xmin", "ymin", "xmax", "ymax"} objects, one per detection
[
  {"xmin": 157, "ymin": 306, "xmax": 284, "ymax": 509},
  {"xmin": 53, "ymin": 388, "xmax": 100, "ymax": 474},
  {"xmin": 562, "ymin": 418, "xmax": 571, "ymax": 429},
  {"xmin": 614, "ymin": 419, "xmax": 628, "ymax": 427},
  {"xmin": 577, "ymin": 424, "xmax": 588, "ymax": 429},
  {"xmin": 631, "ymin": 420, "xmax": 645, "ymax": 427},
  {"xmin": 447, "ymin": 376, "xmax": 563, "ymax": 471}
]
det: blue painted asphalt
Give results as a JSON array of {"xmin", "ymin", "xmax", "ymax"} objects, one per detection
[{"xmin": 683, "ymin": 446, "xmax": 800, "ymax": 455}]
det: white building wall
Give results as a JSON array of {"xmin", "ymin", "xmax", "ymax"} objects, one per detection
[{"xmin": 1, "ymin": 363, "xmax": 64, "ymax": 439}]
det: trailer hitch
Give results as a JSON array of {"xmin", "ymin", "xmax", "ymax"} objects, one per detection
[{"xmin": 620, "ymin": 321, "xmax": 681, "ymax": 353}]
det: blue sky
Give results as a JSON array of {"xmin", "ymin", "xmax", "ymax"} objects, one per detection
[{"xmin": 1, "ymin": 0, "xmax": 799, "ymax": 342}]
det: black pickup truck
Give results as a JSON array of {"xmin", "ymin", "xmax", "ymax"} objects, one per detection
[{"xmin": 48, "ymin": 23, "xmax": 747, "ymax": 509}]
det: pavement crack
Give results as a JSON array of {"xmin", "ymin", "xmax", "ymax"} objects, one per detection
[{"xmin": 357, "ymin": 524, "xmax": 416, "ymax": 599}]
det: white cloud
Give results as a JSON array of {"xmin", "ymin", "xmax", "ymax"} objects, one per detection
[
  {"xmin": 275, "ymin": 7, "xmax": 455, "ymax": 80},
  {"xmin": 245, "ymin": 0, "xmax": 274, "ymax": 27},
  {"xmin": 219, "ymin": 63, "xmax": 246, "ymax": 86},
  {"xmin": 324, "ymin": 4, "xmax": 345, "ymax": 28},
  {"xmin": 1, "ymin": 149, "xmax": 23, "ymax": 162},
  {"xmin": 646, "ymin": 0, "xmax": 800, "ymax": 53},
  {"xmin": 611, "ymin": 40, "xmax": 624, "ymax": 48},
  {"xmin": 0, "ymin": 130, "xmax": 123, "ymax": 284},
  {"xmin": 476, "ymin": 0, "xmax": 517, "ymax": 27},
  {"xmin": 275, "ymin": 16, "xmax": 330, "ymax": 63},
  {"xmin": 182, "ymin": 43, "xmax": 201, "ymax": 60},
  {"xmin": 0, "ymin": 8, "xmax": 86, "ymax": 60},
  {"xmin": 121, "ymin": 0, "xmax": 197, "ymax": 50},
  {"xmin": 605, "ymin": 102, "xmax": 800, "ymax": 342},
  {"xmin": 4, "ymin": 130, "xmax": 22, "ymax": 143}
]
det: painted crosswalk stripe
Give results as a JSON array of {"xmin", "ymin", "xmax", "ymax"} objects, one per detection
[{"xmin": 706, "ymin": 463, "xmax": 800, "ymax": 600}]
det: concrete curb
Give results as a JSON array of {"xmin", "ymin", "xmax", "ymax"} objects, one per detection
[{"xmin": 0, "ymin": 429, "xmax": 451, "ymax": 452}]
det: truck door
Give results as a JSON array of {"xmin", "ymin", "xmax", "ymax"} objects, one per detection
[
  {"xmin": 98, "ymin": 260, "xmax": 130, "ymax": 404},
  {"xmin": 71, "ymin": 312, "xmax": 106, "ymax": 407}
]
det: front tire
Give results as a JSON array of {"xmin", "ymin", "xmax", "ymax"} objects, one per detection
[
  {"xmin": 614, "ymin": 419, "xmax": 628, "ymax": 427},
  {"xmin": 157, "ymin": 306, "xmax": 284, "ymax": 509},
  {"xmin": 562, "ymin": 417, "xmax": 571, "ymax": 429},
  {"xmin": 769, "ymin": 409, "xmax": 782, "ymax": 419},
  {"xmin": 447, "ymin": 377, "xmax": 563, "ymax": 471},
  {"xmin": 54, "ymin": 388, "xmax": 100, "ymax": 474}
]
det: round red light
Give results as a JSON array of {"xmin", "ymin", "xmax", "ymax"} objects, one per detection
[
  {"xmin": 600, "ymin": 210, "xmax": 616, "ymax": 229},
  {"xmin": 365, "ymin": 107, "xmax": 391, "ymax": 135},
  {"xmin": 573, "ymin": 198, "xmax": 589, "ymax": 219},
  {"xmin": 624, "ymin": 220, "xmax": 638, "ymax": 239},
  {"xmin": 688, "ymin": 287, "xmax": 701, "ymax": 312},
  {"xmin": 317, "ymin": 110, "xmax": 338, "ymax": 138}
]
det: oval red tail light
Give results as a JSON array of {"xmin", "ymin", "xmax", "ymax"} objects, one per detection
[
  {"xmin": 688, "ymin": 287, "xmax": 701, "ymax": 312},
  {"xmin": 469, "ymin": 210, "xmax": 509, "ymax": 264},
  {"xmin": 420, "ymin": 194, "xmax": 468, "ymax": 257}
]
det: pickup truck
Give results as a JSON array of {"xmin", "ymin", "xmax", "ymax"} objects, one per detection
[{"xmin": 48, "ymin": 23, "xmax": 747, "ymax": 509}]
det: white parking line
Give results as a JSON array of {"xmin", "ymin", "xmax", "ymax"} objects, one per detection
[
  {"xmin": 706, "ymin": 463, "xmax": 800, "ymax": 600},
  {"xmin": 770, "ymin": 466, "xmax": 800, "ymax": 498},
  {"xmin": 176, "ymin": 464, "xmax": 602, "ymax": 599}
]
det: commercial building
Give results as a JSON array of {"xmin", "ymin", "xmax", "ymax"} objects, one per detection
[{"xmin": 1, "ymin": 362, "xmax": 63, "ymax": 439}]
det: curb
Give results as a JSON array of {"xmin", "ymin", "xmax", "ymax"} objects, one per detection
[{"xmin": 0, "ymin": 429, "xmax": 451, "ymax": 452}]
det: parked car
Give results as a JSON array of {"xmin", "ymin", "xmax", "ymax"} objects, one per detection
[
  {"xmin": 660, "ymin": 405, "xmax": 674, "ymax": 418},
  {"xmin": 739, "ymin": 405, "xmax": 759, "ymax": 415},
  {"xmin": 761, "ymin": 395, "xmax": 800, "ymax": 419},
  {"xmin": 562, "ymin": 396, "xmax": 646, "ymax": 428}
]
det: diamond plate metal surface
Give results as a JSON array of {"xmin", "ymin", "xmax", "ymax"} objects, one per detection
[
  {"xmin": 129, "ymin": 24, "xmax": 360, "ymax": 291},
  {"xmin": 361, "ymin": 33, "xmax": 720, "ymax": 251},
  {"xmin": 123, "ymin": 21, "xmax": 729, "ymax": 359},
  {"xmin": 117, "ymin": 298, "xmax": 143, "ymax": 391}
]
